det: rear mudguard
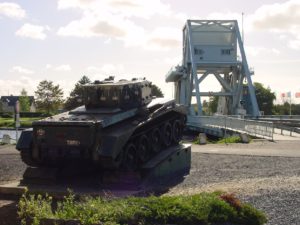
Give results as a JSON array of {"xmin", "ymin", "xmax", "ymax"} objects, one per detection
[
  {"xmin": 16, "ymin": 128, "xmax": 33, "ymax": 151},
  {"xmin": 99, "ymin": 124, "xmax": 136, "ymax": 158}
]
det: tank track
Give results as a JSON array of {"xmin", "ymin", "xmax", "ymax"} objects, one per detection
[{"xmin": 116, "ymin": 112, "xmax": 186, "ymax": 171}]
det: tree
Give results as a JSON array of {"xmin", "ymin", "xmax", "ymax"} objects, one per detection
[
  {"xmin": 151, "ymin": 84, "xmax": 164, "ymax": 97},
  {"xmin": 19, "ymin": 88, "xmax": 31, "ymax": 112},
  {"xmin": 64, "ymin": 75, "xmax": 91, "ymax": 110},
  {"xmin": 273, "ymin": 103, "xmax": 300, "ymax": 115},
  {"xmin": 35, "ymin": 80, "xmax": 64, "ymax": 114},
  {"xmin": 208, "ymin": 96, "xmax": 219, "ymax": 115},
  {"xmin": 254, "ymin": 82, "xmax": 276, "ymax": 115}
]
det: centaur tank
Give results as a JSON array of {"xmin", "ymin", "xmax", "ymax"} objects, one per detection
[{"xmin": 16, "ymin": 77, "xmax": 187, "ymax": 171}]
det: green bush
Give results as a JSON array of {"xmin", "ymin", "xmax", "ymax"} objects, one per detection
[
  {"xmin": 18, "ymin": 190, "xmax": 53, "ymax": 225},
  {"xmin": 1, "ymin": 113, "xmax": 13, "ymax": 118},
  {"xmin": 18, "ymin": 191, "xmax": 267, "ymax": 225},
  {"xmin": 216, "ymin": 136, "xmax": 242, "ymax": 144}
]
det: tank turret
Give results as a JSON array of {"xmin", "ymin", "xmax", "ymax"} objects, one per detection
[{"xmin": 83, "ymin": 78, "xmax": 152, "ymax": 110}]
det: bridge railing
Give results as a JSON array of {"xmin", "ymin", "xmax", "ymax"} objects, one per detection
[
  {"xmin": 187, "ymin": 116, "xmax": 274, "ymax": 140},
  {"xmin": 257, "ymin": 115, "xmax": 300, "ymax": 120}
]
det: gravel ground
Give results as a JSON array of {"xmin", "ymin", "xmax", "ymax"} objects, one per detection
[
  {"xmin": 0, "ymin": 155, "xmax": 26, "ymax": 185},
  {"xmin": 0, "ymin": 143, "xmax": 300, "ymax": 225},
  {"xmin": 167, "ymin": 153, "xmax": 300, "ymax": 225}
]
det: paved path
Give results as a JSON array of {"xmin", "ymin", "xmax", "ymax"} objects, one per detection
[
  {"xmin": 0, "ymin": 145, "xmax": 18, "ymax": 155},
  {"xmin": 273, "ymin": 128, "xmax": 300, "ymax": 141},
  {"xmin": 192, "ymin": 140, "xmax": 300, "ymax": 157}
]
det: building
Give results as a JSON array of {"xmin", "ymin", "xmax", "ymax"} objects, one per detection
[{"xmin": 0, "ymin": 96, "xmax": 36, "ymax": 112}]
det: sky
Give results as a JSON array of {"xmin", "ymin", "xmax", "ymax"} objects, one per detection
[{"xmin": 0, "ymin": 0, "xmax": 300, "ymax": 104}]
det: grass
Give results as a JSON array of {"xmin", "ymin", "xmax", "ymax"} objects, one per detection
[
  {"xmin": 216, "ymin": 136, "xmax": 244, "ymax": 144},
  {"xmin": 0, "ymin": 117, "xmax": 42, "ymax": 128},
  {"xmin": 18, "ymin": 190, "xmax": 267, "ymax": 225},
  {"xmin": 193, "ymin": 135, "xmax": 250, "ymax": 145}
]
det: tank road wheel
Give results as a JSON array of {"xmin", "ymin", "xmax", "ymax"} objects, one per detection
[
  {"xmin": 137, "ymin": 135, "xmax": 150, "ymax": 163},
  {"xmin": 162, "ymin": 122, "xmax": 172, "ymax": 147},
  {"xmin": 123, "ymin": 142, "xmax": 138, "ymax": 171},
  {"xmin": 151, "ymin": 128, "xmax": 162, "ymax": 153},
  {"xmin": 172, "ymin": 119, "xmax": 183, "ymax": 144}
]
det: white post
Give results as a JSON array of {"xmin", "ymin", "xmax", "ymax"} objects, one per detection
[
  {"xmin": 289, "ymin": 95, "xmax": 292, "ymax": 116},
  {"xmin": 15, "ymin": 100, "xmax": 20, "ymax": 142}
]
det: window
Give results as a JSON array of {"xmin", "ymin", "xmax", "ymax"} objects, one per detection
[
  {"xmin": 221, "ymin": 49, "xmax": 231, "ymax": 55},
  {"xmin": 194, "ymin": 48, "xmax": 204, "ymax": 55}
]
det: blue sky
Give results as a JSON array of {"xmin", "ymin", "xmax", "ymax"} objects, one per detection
[{"xmin": 0, "ymin": 0, "xmax": 299, "ymax": 103}]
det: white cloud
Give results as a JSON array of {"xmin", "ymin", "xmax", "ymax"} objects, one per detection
[
  {"xmin": 0, "ymin": 76, "xmax": 38, "ymax": 96},
  {"xmin": 15, "ymin": 23, "xmax": 50, "ymax": 40},
  {"xmin": 145, "ymin": 27, "xmax": 181, "ymax": 50},
  {"xmin": 86, "ymin": 64, "xmax": 124, "ymax": 74},
  {"xmin": 57, "ymin": 0, "xmax": 93, "ymax": 10},
  {"xmin": 206, "ymin": 11, "xmax": 243, "ymax": 21},
  {"xmin": 0, "ymin": 2, "xmax": 26, "ymax": 19},
  {"xmin": 163, "ymin": 56, "xmax": 182, "ymax": 65},
  {"xmin": 249, "ymin": 0, "xmax": 300, "ymax": 50},
  {"xmin": 55, "ymin": 64, "xmax": 72, "ymax": 71},
  {"xmin": 56, "ymin": 0, "xmax": 184, "ymax": 50},
  {"xmin": 10, "ymin": 66, "xmax": 34, "ymax": 74},
  {"xmin": 45, "ymin": 64, "xmax": 53, "ymax": 69},
  {"xmin": 57, "ymin": 12, "xmax": 148, "ymax": 47},
  {"xmin": 86, "ymin": 66, "xmax": 100, "ymax": 72},
  {"xmin": 45, "ymin": 64, "xmax": 72, "ymax": 71},
  {"xmin": 57, "ymin": 14, "xmax": 130, "ymax": 38},
  {"xmin": 205, "ymin": 1, "xmax": 300, "ymax": 51},
  {"xmin": 288, "ymin": 39, "xmax": 300, "ymax": 50},
  {"xmin": 246, "ymin": 46, "xmax": 280, "ymax": 57},
  {"xmin": 251, "ymin": 0, "xmax": 300, "ymax": 31},
  {"xmin": 57, "ymin": 0, "xmax": 171, "ymax": 19},
  {"xmin": 85, "ymin": 64, "xmax": 126, "ymax": 82},
  {"xmin": 0, "ymin": 76, "xmax": 74, "ymax": 98}
]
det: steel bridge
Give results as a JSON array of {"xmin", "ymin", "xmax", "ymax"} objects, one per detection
[{"xmin": 165, "ymin": 20, "xmax": 300, "ymax": 139}]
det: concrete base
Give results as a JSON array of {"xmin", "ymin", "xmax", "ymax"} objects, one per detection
[{"xmin": 0, "ymin": 144, "xmax": 191, "ymax": 198}]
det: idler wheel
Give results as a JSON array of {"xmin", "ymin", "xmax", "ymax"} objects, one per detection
[
  {"xmin": 162, "ymin": 122, "xmax": 172, "ymax": 147},
  {"xmin": 172, "ymin": 119, "xmax": 182, "ymax": 144},
  {"xmin": 137, "ymin": 135, "xmax": 150, "ymax": 163},
  {"xmin": 123, "ymin": 142, "xmax": 138, "ymax": 171},
  {"xmin": 151, "ymin": 128, "xmax": 162, "ymax": 153}
]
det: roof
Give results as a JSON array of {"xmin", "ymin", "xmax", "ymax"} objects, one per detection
[{"xmin": 0, "ymin": 96, "xmax": 35, "ymax": 107}]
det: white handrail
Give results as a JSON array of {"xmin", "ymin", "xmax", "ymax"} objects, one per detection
[{"xmin": 187, "ymin": 116, "xmax": 274, "ymax": 140}]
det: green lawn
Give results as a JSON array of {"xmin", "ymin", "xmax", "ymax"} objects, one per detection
[{"xmin": 0, "ymin": 117, "xmax": 42, "ymax": 128}]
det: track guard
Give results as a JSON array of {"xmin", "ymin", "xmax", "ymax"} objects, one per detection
[{"xmin": 16, "ymin": 128, "xmax": 33, "ymax": 151}]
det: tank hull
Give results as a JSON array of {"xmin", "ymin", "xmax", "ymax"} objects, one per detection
[{"xmin": 17, "ymin": 98, "xmax": 187, "ymax": 170}]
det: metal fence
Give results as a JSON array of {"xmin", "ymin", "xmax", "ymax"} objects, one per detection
[{"xmin": 187, "ymin": 116, "xmax": 274, "ymax": 140}]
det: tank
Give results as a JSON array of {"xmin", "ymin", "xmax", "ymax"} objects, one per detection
[{"xmin": 16, "ymin": 77, "xmax": 187, "ymax": 171}]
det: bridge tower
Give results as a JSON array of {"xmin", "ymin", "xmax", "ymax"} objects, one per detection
[{"xmin": 166, "ymin": 20, "xmax": 260, "ymax": 117}]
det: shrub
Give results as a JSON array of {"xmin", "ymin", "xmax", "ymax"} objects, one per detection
[
  {"xmin": 18, "ymin": 189, "xmax": 53, "ymax": 225},
  {"xmin": 18, "ymin": 191, "xmax": 267, "ymax": 225}
]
